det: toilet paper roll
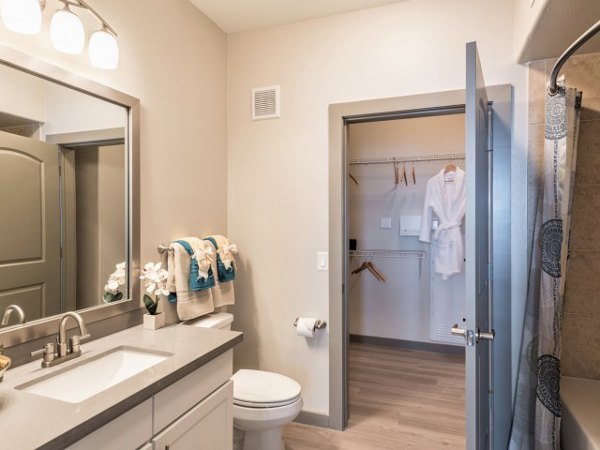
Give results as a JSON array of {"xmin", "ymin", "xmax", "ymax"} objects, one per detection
[{"xmin": 296, "ymin": 317, "xmax": 317, "ymax": 338}]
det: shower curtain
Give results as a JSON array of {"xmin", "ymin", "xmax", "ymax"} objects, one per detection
[{"xmin": 509, "ymin": 78, "xmax": 580, "ymax": 450}]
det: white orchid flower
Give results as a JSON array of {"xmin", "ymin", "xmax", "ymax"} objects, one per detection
[
  {"xmin": 104, "ymin": 261, "xmax": 128, "ymax": 294},
  {"xmin": 140, "ymin": 261, "xmax": 169, "ymax": 301}
]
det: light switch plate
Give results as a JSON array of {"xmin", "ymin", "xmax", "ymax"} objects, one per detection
[
  {"xmin": 380, "ymin": 217, "xmax": 392, "ymax": 229},
  {"xmin": 317, "ymin": 252, "xmax": 329, "ymax": 271}
]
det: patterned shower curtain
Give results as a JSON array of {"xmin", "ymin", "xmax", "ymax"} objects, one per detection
[{"xmin": 509, "ymin": 78, "xmax": 580, "ymax": 450}]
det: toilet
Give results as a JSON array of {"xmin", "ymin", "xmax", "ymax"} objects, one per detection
[{"xmin": 185, "ymin": 312, "xmax": 303, "ymax": 450}]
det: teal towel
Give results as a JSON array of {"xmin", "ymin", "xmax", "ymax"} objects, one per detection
[{"xmin": 174, "ymin": 239, "xmax": 215, "ymax": 291}]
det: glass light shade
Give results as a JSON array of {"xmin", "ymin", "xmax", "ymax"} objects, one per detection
[
  {"xmin": 0, "ymin": 0, "xmax": 42, "ymax": 35},
  {"xmin": 50, "ymin": 8, "xmax": 84, "ymax": 55},
  {"xmin": 89, "ymin": 29, "xmax": 118, "ymax": 69}
]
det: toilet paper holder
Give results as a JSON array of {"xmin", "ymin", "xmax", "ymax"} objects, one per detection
[{"xmin": 293, "ymin": 318, "xmax": 327, "ymax": 331}]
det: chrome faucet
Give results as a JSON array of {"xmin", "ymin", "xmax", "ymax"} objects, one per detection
[
  {"xmin": 1, "ymin": 304, "xmax": 25, "ymax": 326},
  {"xmin": 31, "ymin": 312, "xmax": 91, "ymax": 368},
  {"xmin": 58, "ymin": 312, "xmax": 89, "ymax": 357}
]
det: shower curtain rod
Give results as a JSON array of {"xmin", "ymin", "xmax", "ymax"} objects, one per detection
[{"xmin": 549, "ymin": 19, "xmax": 600, "ymax": 95}]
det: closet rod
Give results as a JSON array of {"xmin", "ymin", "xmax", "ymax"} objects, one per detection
[
  {"xmin": 349, "ymin": 249, "xmax": 426, "ymax": 259},
  {"xmin": 350, "ymin": 249, "xmax": 426, "ymax": 278},
  {"xmin": 348, "ymin": 153, "xmax": 465, "ymax": 166}
]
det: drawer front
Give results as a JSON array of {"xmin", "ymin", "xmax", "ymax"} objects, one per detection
[
  {"xmin": 67, "ymin": 398, "xmax": 153, "ymax": 450},
  {"xmin": 153, "ymin": 381, "xmax": 233, "ymax": 450},
  {"xmin": 153, "ymin": 349, "xmax": 232, "ymax": 434}
]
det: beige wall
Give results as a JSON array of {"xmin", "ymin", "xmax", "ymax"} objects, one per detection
[
  {"xmin": 529, "ymin": 52, "xmax": 600, "ymax": 380},
  {"xmin": 228, "ymin": 0, "xmax": 528, "ymax": 415},
  {"xmin": 0, "ymin": 0, "xmax": 229, "ymax": 319}
]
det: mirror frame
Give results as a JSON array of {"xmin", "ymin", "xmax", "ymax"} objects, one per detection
[{"xmin": 0, "ymin": 44, "xmax": 140, "ymax": 347}]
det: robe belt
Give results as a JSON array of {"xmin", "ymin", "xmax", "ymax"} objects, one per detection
[{"xmin": 432, "ymin": 222, "xmax": 461, "ymax": 241}]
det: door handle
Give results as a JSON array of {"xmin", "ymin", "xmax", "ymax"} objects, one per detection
[
  {"xmin": 478, "ymin": 329, "xmax": 495, "ymax": 341},
  {"xmin": 451, "ymin": 324, "xmax": 495, "ymax": 345}
]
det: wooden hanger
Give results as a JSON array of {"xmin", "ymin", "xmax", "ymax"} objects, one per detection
[
  {"xmin": 402, "ymin": 163, "xmax": 408, "ymax": 186},
  {"xmin": 366, "ymin": 261, "xmax": 385, "ymax": 282},
  {"xmin": 443, "ymin": 163, "xmax": 457, "ymax": 174},
  {"xmin": 351, "ymin": 261, "xmax": 369, "ymax": 275},
  {"xmin": 350, "ymin": 260, "xmax": 385, "ymax": 282},
  {"xmin": 411, "ymin": 163, "xmax": 416, "ymax": 185},
  {"xmin": 394, "ymin": 163, "xmax": 399, "ymax": 186},
  {"xmin": 349, "ymin": 172, "xmax": 359, "ymax": 186}
]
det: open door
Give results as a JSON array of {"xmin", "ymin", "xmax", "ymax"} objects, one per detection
[
  {"xmin": 452, "ymin": 42, "xmax": 495, "ymax": 449},
  {"xmin": 0, "ymin": 131, "xmax": 61, "ymax": 323}
]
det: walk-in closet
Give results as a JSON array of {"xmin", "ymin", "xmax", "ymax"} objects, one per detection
[{"xmin": 345, "ymin": 112, "xmax": 467, "ymax": 448}]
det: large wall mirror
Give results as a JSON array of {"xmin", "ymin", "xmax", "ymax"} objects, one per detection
[{"xmin": 0, "ymin": 45, "xmax": 139, "ymax": 347}]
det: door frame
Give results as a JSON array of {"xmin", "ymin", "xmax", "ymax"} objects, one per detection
[{"xmin": 328, "ymin": 85, "xmax": 512, "ymax": 448}]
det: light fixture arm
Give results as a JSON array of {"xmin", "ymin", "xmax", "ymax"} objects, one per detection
[{"xmin": 57, "ymin": 0, "xmax": 117, "ymax": 36}]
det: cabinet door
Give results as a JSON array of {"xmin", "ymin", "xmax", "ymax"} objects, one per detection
[
  {"xmin": 153, "ymin": 381, "xmax": 233, "ymax": 450},
  {"xmin": 67, "ymin": 398, "xmax": 152, "ymax": 450}
]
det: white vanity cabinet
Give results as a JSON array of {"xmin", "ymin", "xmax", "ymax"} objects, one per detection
[
  {"xmin": 67, "ymin": 350, "xmax": 233, "ymax": 450},
  {"xmin": 152, "ymin": 381, "xmax": 233, "ymax": 450}
]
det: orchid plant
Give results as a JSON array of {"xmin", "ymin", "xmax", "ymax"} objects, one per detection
[
  {"xmin": 140, "ymin": 262, "xmax": 169, "ymax": 315},
  {"xmin": 103, "ymin": 262, "xmax": 126, "ymax": 303}
]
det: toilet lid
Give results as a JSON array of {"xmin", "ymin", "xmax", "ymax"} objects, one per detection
[{"xmin": 232, "ymin": 369, "xmax": 302, "ymax": 408}]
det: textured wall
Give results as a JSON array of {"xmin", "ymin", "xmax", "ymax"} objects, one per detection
[{"xmin": 529, "ymin": 53, "xmax": 600, "ymax": 379}]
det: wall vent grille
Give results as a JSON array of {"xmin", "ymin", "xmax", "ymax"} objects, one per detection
[{"xmin": 252, "ymin": 85, "xmax": 280, "ymax": 120}]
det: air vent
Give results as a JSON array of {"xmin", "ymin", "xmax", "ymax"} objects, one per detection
[{"xmin": 252, "ymin": 85, "xmax": 280, "ymax": 120}]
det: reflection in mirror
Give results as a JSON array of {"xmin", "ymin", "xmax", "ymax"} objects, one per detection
[{"xmin": 0, "ymin": 61, "xmax": 129, "ymax": 330}]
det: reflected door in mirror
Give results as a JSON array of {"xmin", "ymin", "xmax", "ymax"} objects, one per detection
[{"xmin": 0, "ymin": 131, "xmax": 61, "ymax": 325}]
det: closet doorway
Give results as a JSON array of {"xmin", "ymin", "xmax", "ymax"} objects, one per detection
[
  {"xmin": 328, "ymin": 83, "xmax": 512, "ymax": 449},
  {"xmin": 348, "ymin": 110, "xmax": 467, "ymax": 449}
]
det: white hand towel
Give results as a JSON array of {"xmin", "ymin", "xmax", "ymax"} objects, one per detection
[{"xmin": 169, "ymin": 237, "xmax": 215, "ymax": 320}]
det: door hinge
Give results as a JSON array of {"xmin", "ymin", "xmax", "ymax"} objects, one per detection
[{"xmin": 487, "ymin": 106, "xmax": 493, "ymax": 151}]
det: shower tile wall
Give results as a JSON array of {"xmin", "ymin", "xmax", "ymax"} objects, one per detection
[{"xmin": 529, "ymin": 52, "xmax": 600, "ymax": 380}]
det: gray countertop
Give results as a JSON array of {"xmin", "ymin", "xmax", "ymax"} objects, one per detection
[{"xmin": 0, "ymin": 324, "xmax": 243, "ymax": 449}]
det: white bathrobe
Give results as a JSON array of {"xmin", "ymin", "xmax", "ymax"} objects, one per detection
[{"xmin": 419, "ymin": 167, "xmax": 466, "ymax": 280}]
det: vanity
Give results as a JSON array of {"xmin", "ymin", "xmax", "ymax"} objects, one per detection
[{"xmin": 1, "ymin": 324, "xmax": 242, "ymax": 449}]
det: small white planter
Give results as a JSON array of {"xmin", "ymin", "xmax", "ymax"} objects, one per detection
[{"xmin": 143, "ymin": 312, "xmax": 165, "ymax": 330}]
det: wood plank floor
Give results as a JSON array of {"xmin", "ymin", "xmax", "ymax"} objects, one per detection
[{"xmin": 283, "ymin": 343, "xmax": 466, "ymax": 449}]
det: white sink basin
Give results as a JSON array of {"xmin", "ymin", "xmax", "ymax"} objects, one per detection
[{"xmin": 17, "ymin": 346, "xmax": 171, "ymax": 403}]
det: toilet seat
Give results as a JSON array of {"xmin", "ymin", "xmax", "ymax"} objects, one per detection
[{"xmin": 232, "ymin": 369, "xmax": 302, "ymax": 408}]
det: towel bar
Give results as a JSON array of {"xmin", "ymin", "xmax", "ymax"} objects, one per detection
[{"xmin": 293, "ymin": 318, "xmax": 327, "ymax": 331}]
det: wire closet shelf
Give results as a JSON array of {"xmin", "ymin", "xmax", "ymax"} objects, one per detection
[
  {"xmin": 348, "ymin": 152, "xmax": 465, "ymax": 166},
  {"xmin": 350, "ymin": 249, "xmax": 427, "ymax": 278}
]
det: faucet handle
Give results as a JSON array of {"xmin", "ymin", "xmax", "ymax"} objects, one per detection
[
  {"xmin": 31, "ymin": 343, "xmax": 56, "ymax": 365},
  {"xmin": 69, "ymin": 334, "xmax": 90, "ymax": 354}
]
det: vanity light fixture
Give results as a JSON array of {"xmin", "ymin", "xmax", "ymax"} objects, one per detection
[
  {"xmin": 50, "ymin": 4, "xmax": 85, "ymax": 55},
  {"xmin": 0, "ymin": 0, "xmax": 42, "ymax": 35},
  {"xmin": 0, "ymin": 0, "xmax": 119, "ymax": 69}
]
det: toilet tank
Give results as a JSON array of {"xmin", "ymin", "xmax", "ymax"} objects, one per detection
[{"xmin": 184, "ymin": 312, "xmax": 234, "ymax": 330}]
